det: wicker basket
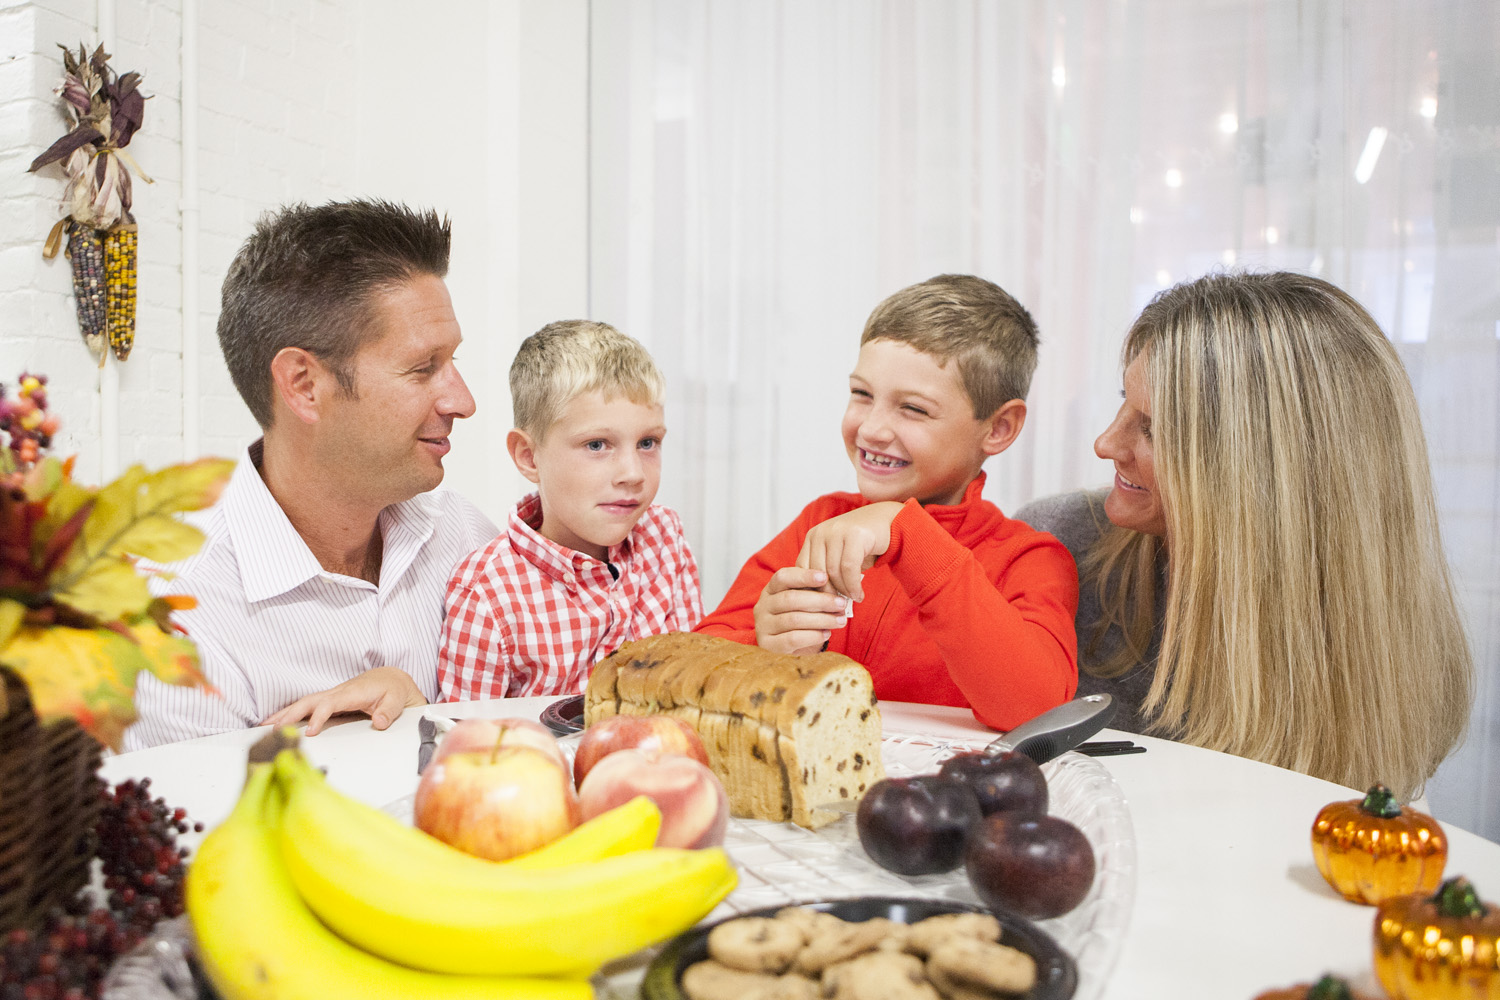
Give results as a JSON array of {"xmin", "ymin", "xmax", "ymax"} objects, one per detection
[{"xmin": 0, "ymin": 666, "xmax": 104, "ymax": 932}]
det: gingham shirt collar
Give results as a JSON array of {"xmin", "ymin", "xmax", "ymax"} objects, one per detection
[
  {"xmin": 224, "ymin": 439, "xmax": 438, "ymax": 603},
  {"xmin": 507, "ymin": 493, "xmax": 634, "ymax": 591}
]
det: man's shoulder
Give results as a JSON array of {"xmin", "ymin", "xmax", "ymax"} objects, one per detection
[{"xmin": 407, "ymin": 488, "xmax": 500, "ymax": 563}]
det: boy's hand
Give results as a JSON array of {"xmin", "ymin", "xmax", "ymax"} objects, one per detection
[
  {"xmin": 262, "ymin": 666, "xmax": 428, "ymax": 736},
  {"xmin": 795, "ymin": 501, "xmax": 904, "ymax": 603},
  {"xmin": 754, "ymin": 567, "xmax": 851, "ymax": 655}
]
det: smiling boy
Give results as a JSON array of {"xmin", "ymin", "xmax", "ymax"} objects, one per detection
[
  {"xmin": 437, "ymin": 321, "xmax": 703, "ymax": 699},
  {"xmin": 695, "ymin": 275, "xmax": 1078, "ymax": 731}
]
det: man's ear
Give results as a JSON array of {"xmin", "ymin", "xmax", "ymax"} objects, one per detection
[
  {"xmin": 981, "ymin": 399, "xmax": 1027, "ymax": 456},
  {"xmin": 507, "ymin": 429, "xmax": 542, "ymax": 485},
  {"xmin": 269, "ymin": 347, "xmax": 326, "ymax": 426}
]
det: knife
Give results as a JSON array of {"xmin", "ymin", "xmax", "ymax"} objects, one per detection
[
  {"xmin": 985, "ymin": 694, "xmax": 1117, "ymax": 764},
  {"xmin": 814, "ymin": 694, "xmax": 1121, "ymax": 813}
]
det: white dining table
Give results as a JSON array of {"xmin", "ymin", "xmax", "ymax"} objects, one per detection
[{"xmin": 102, "ymin": 699, "xmax": 1500, "ymax": 999}]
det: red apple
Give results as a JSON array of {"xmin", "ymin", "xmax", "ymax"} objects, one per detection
[
  {"xmin": 576, "ymin": 748, "xmax": 728, "ymax": 849},
  {"xmin": 414, "ymin": 744, "xmax": 581, "ymax": 861},
  {"xmin": 429, "ymin": 717, "xmax": 568, "ymax": 773},
  {"xmin": 573, "ymin": 714, "xmax": 710, "ymax": 786}
]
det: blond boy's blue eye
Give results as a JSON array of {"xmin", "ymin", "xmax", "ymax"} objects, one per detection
[
  {"xmin": 585, "ymin": 440, "xmax": 606, "ymax": 452},
  {"xmin": 639, "ymin": 437, "xmax": 660, "ymax": 450}
]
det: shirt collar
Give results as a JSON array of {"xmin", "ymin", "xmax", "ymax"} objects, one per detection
[
  {"xmin": 223, "ymin": 440, "xmax": 325, "ymax": 602},
  {"xmin": 224, "ymin": 439, "xmax": 440, "ymax": 602},
  {"xmin": 509, "ymin": 493, "xmax": 628, "ymax": 589}
]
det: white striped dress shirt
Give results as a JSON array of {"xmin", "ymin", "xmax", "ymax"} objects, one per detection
[{"xmin": 123, "ymin": 442, "xmax": 498, "ymax": 750}]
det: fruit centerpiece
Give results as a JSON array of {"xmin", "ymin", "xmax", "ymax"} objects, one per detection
[
  {"xmin": 0, "ymin": 371, "xmax": 231, "ymax": 997},
  {"xmin": 184, "ymin": 727, "xmax": 738, "ymax": 998}
]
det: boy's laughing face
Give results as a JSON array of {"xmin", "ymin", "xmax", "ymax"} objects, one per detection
[
  {"xmin": 841, "ymin": 340, "xmax": 998, "ymax": 507},
  {"xmin": 511, "ymin": 390, "xmax": 666, "ymax": 560}
]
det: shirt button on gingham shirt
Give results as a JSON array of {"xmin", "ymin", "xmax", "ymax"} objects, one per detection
[{"xmin": 437, "ymin": 494, "xmax": 704, "ymax": 700}]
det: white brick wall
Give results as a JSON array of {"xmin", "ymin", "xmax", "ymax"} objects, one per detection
[
  {"xmin": 0, "ymin": 0, "xmax": 359, "ymax": 482},
  {"xmin": 1, "ymin": 0, "xmax": 588, "ymax": 522}
]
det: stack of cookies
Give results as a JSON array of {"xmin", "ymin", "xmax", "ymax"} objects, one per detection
[{"xmin": 682, "ymin": 907, "xmax": 1037, "ymax": 1000}]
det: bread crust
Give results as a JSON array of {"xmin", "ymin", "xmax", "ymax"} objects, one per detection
[{"xmin": 584, "ymin": 633, "xmax": 885, "ymax": 828}]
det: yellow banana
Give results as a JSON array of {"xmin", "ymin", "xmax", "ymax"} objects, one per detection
[
  {"xmin": 185, "ymin": 763, "xmax": 592, "ymax": 1000},
  {"xmin": 273, "ymin": 750, "xmax": 737, "ymax": 978},
  {"xmin": 506, "ymin": 795, "xmax": 662, "ymax": 869},
  {"xmin": 276, "ymin": 754, "xmax": 661, "ymax": 871}
]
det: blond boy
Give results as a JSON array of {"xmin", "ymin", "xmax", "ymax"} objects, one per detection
[
  {"xmin": 695, "ymin": 275, "xmax": 1078, "ymax": 730},
  {"xmin": 438, "ymin": 321, "xmax": 703, "ymax": 699}
]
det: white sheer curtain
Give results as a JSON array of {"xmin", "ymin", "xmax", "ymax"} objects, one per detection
[{"xmin": 587, "ymin": 0, "xmax": 1500, "ymax": 839}]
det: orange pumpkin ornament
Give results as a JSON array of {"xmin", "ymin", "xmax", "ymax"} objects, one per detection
[
  {"xmin": 1312, "ymin": 784, "xmax": 1447, "ymax": 905},
  {"xmin": 1374, "ymin": 876, "xmax": 1500, "ymax": 999}
]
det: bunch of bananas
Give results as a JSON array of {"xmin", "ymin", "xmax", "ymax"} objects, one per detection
[{"xmin": 186, "ymin": 750, "xmax": 738, "ymax": 1000}]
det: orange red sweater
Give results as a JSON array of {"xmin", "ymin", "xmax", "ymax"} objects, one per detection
[{"xmin": 695, "ymin": 475, "xmax": 1079, "ymax": 731}]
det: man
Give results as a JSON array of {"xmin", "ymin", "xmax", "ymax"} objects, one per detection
[{"xmin": 124, "ymin": 200, "xmax": 497, "ymax": 749}]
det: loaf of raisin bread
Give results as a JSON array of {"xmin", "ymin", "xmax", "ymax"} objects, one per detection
[{"xmin": 585, "ymin": 633, "xmax": 885, "ymax": 829}]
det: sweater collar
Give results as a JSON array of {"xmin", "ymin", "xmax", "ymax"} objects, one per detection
[{"xmin": 920, "ymin": 472, "xmax": 991, "ymax": 528}]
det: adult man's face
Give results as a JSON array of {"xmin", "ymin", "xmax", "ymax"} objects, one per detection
[{"xmin": 319, "ymin": 274, "xmax": 475, "ymax": 507}]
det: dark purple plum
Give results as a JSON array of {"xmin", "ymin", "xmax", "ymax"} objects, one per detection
[
  {"xmin": 856, "ymin": 776, "xmax": 982, "ymax": 876},
  {"xmin": 964, "ymin": 812, "xmax": 1095, "ymax": 919},
  {"xmin": 937, "ymin": 750, "xmax": 1049, "ymax": 817}
]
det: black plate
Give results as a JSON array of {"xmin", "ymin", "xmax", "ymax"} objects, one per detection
[
  {"xmin": 641, "ymin": 896, "xmax": 1078, "ymax": 1000},
  {"xmin": 540, "ymin": 694, "xmax": 585, "ymax": 736}
]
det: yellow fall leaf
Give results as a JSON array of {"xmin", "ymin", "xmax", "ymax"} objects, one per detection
[
  {"xmin": 0, "ymin": 624, "xmax": 148, "ymax": 751},
  {"xmin": 54, "ymin": 458, "xmax": 232, "ymax": 589},
  {"xmin": 126, "ymin": 619, "xmax": 214, "ymax": 693},
  {"xmin": 52, "ymin": 557, "xmax": 155, "ymax": 622},
  {"xmin": 0, "ymin": 599, "xmax": 23, "ymax": 649},
  {"xmin": 33, "ymin": 474, "xmax": 96, "ymax": 554}
]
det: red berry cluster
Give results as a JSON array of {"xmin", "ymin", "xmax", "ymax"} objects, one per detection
[
  {"xmin": 0, "ymin": 778, "xmax": 202, "ymax": 1000},
  {"xmin": 0, "ymin": 374, "xmax": 58, "ymax": 472}
]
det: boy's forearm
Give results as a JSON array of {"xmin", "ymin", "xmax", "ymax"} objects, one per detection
[{"xmin": 887, "ymin": 508, "xmax": 1080, "ymax": 730}]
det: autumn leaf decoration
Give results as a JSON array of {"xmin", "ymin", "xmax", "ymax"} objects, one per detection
[
  {"xmin": 0, "ymin": 374, "xmax": 232, "ymax": 750},
  {"xmin": 28, "ymin": 44, "xmax": 151, "ymax": 365}
]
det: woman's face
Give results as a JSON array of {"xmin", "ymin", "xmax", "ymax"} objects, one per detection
[{"xmin": 1095, "ymin": 352, "xmax": 1168, "ymax": 537}]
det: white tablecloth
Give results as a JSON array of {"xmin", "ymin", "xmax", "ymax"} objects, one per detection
[{"xmin": 103, "ymin": 699, "xmax": 1500, "ymax": 998}]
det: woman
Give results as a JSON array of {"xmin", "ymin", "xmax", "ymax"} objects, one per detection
[{"xmin": 1019, "ymin": 272, "xmax": 1472, "ymax": 799}]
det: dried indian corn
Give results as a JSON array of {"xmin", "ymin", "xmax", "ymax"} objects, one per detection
[
  {"xmin": 104, "ymin": 226, "xmax": 137, "ymax": 361},
  {"xmin": 64, "ymin": 221, "xmax": 106, "ymax": 363}
]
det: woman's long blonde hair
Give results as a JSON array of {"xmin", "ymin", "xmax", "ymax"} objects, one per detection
[{"xmin": 1084, "ymin": 272, "xmax": 1472, "ymax": 799}]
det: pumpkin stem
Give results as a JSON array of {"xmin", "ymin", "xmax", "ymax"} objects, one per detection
[
  {"xmin": 1359, "ymin": 784, "xmax": 1402, "ymax": 819},
  {"xmin": 1433, "ymin": 876, "xmax": 1488, "ymax": 919},
  {"xmin": 1307, "ymin": 975, "xmax": 1354, "ymax": 1000}
]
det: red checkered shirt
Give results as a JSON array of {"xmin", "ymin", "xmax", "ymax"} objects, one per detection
[{"xmin": 437, "ymin": 493, "xmax": 704, "ymax": 700}]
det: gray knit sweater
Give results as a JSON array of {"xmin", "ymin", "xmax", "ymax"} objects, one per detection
[{"xmin": 1014, "ymin": 489, "xmax": 1166, "ymax": 737}]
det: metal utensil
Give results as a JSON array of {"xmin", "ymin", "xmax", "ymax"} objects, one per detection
[
  {"xmin": 813, "ymin": 694, "xmax": 1120, "ymax": 813},
  {"xmin": 986, "ymin": 694, "xmax": 1117, "ymax": 765}
]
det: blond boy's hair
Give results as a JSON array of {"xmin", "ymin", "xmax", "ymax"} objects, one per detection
[
  {"xmin": 510, "ymin": 320, "xmax": 665, "ymax": 440},
  {"xmin": 860, "ymin": 274, "xmax": 1040, "ymax": 417}
]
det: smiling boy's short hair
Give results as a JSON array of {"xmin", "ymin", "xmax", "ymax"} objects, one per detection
[
  {"xmin": 510, "ymin": 321, "xmax": 665, "ymax": 441},
  {"xmin": 861, "ymin": 274, "xmax": 1039, "ymax": 418}
]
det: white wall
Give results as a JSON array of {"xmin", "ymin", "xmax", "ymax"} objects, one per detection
[{"xmin": 0, "ymin": 0, "xmax": 589, "ymax": 524}]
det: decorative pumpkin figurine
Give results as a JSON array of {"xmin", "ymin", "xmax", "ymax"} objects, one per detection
[
  {"xmin": 1374, "ymin": 876, "xmax": 1500, "ymax": 999},
  {"xmin": 1254, "ymin": 973, "xmax": 1379, "ymax": 1000},
  {"xmin": 1312, "ymin": 783, "xmax": 1447, "ymax": 905}
]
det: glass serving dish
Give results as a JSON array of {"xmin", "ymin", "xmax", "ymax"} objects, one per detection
[{"xmin": 389, "ymin": 726, "xmax": 1137, "ymax": 1000}]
